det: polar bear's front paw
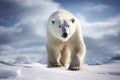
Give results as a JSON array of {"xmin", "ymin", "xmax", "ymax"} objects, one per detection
[
  {"xmin": 49, "ymin": 63, "xmax": 62, "ymax": 67},
  {"xmin": 68, "ymin": 66, "xmax": 82, "ymax": 71}
]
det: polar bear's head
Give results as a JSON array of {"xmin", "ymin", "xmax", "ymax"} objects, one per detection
[{"xmin": 49, "ymin": 17, "xmax": 76, "ymax": 41}]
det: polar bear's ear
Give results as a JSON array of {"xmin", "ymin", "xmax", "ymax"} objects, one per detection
[
  {"xmin": 70, "ymin": 18, "xmax": 75, "ymax": 23},
  {"xmin": 51, "ymin": 19, "xmax": 55, "ymax": 24}
]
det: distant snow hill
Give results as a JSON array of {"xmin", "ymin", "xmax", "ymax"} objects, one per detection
[{"xmin": 0, "ymin": 56, "xmax": 120, "ymax": 80}]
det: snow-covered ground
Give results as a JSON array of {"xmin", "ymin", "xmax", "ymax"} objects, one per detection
[
  {"xmin": 0, "ymin": 59, "xmax": 120, "ymax": 80},
  {"xmin": 0, "ymin": 45, "xmax": 120, "ymax": 80},
  {"xmin": 0, "ymin": 46, "xmax": 120, "ymax": 80}
]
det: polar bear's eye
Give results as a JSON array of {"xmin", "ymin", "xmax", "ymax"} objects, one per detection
[
  {"xmin": 70, "ymin": 18, "xmax": 75, "ymax": 23},
  {"xmin": 68, "ymin": 25, "xmax": 70, "ymax": 27},
  {"xmin": 51, "ymin": 19, "xmax": 55, "ymax": 24},
  {"xmin": 59, "ymin": 26, "xmax": 61, "ymax": 28}
]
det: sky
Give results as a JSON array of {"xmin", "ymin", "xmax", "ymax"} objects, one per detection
[{"xmin": 0, "ymin": 0, "xmax": 120, "ymax": 64}]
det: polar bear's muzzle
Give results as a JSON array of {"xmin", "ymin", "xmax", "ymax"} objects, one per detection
[
  {"xmin": 61, "ymin": 27, "xmax": 68, "ymax": 38},
  {"xmin": 62, "ymin": 32, "xmax": 68, "ymax": 38}
]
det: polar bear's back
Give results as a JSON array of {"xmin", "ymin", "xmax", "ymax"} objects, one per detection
[{"xmin": 49, "ymin": 9, "xmax": 75, "ymax": 20}]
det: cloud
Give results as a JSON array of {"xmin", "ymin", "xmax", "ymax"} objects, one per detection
[
  {"xmin": 0, "ymin": 0, "xmax": 60, "ymax": 45},
  {"xmin": 0, "ymin": 45, "xmax": 15, "ymax": 53},
  {"xmin": 84, "ymin": 34, "xmax": 120, "ymax": 64},
  {"xmin": 76, "ymin": 13, "xmax": 120, "ymax": 39},
  {"xmin": 102, "ymin": 33, "xmax": 120, "ymax": 54},
  {"xmin": 82, "ymin": 3, "xmax": 110, "ymax": 12}
]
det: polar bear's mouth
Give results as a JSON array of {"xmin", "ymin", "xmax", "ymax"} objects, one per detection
[{"xmin": 62, "ymin": 32, "xmax": 68, "ymax": 38}]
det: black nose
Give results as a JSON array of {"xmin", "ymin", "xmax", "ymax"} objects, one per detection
[{"xmin": 62, "ymin": 33, "xmax": 68, "ymax": 38}]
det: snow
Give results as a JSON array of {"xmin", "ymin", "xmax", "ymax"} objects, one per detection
[
  {"xmin": 0, "ymin": 60, "xmax": 120, "ymax": 80},
  {"xmin": 0, "ymin": 47, "xmax": 120, "ymax": 80}
]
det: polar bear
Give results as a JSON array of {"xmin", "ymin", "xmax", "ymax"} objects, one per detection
[{"xmin": 46, "ymin": 9, "xmax": 86, "ymax": 70}]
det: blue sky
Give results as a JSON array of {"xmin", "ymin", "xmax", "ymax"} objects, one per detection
[{"xmin": 0, "ymin": 0, "xmax": 120, "ymax": 64}]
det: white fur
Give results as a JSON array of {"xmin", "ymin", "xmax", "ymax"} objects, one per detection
[
  {"xmin": 46, "ymin": 9, "xmax": 86, "ymax": 70},
  {"xmin": 47, "ymin": 10, "xmax": 77, "ymax": 42}
]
